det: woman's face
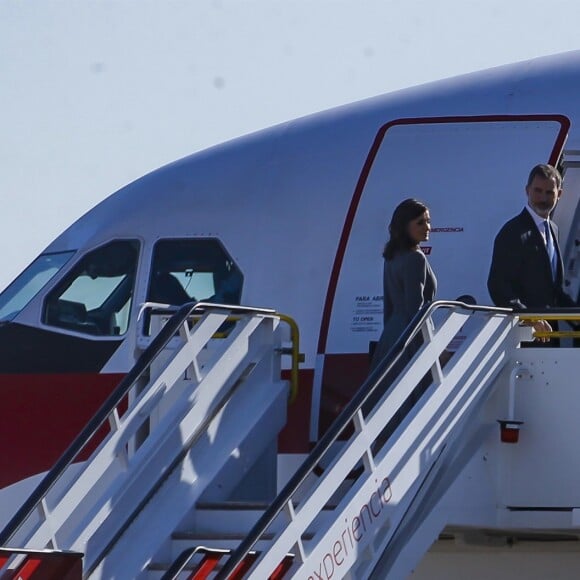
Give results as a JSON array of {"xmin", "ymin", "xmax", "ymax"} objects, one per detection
[{"xmin": 407, "ymin": 210, "xmax": 431, "ymax": 245}]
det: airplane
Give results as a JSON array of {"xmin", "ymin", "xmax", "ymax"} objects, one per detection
[{"xmin": 2, "ymin": 50, "xmax": 580, "ymax": 578}]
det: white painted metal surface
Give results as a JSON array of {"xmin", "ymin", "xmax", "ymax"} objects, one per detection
[
  {"xmin": 227, "ymin": 305, "xmax": 525, "ymax": 579},
  {"xmin": 3, "ymin": 307, "xmax": 290, "ymax": 579}
]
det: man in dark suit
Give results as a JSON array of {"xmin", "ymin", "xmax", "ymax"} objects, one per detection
[{"xmin": 488, "ymin": 164, "xmax": 575, "ymax": 339}]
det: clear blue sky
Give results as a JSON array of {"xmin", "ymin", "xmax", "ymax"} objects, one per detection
[{"xmin": 1, "ymin": 0, "xmax": 580, "ymax": 290}]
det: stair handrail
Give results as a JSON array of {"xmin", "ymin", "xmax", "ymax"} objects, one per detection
[
  {"xmin": 160, "ymin": 546, "xmax": 230, "ymax": 580},
  {"xmin": 159, "ymin": 307, "xmax": 303, "ymax": 403},
  {"xmin": 0, "ymin": 301, "xmax": 280, "ymax": 547},
  {"xmin": 217, "ymin": 299, "xmax": 513, "ymax": 579},
  {"xmin": 161, "ymin": 546, "xmax": 295, "ymax": 580},
  {"xmin": 0, "ymin": 546, "xmax": 84, "ymax": 579}
]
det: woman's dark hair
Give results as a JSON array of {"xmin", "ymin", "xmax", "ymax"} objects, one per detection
[{"xmin": 383, "ymin": 198, "xmax": 428, "ymax": 260}]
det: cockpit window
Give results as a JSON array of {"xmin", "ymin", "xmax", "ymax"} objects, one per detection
[
  {"xmin": 0, "ymin": 251, "xmax": 75, "ymax": 322},
  {"xmin": 43, "ymin": 240, "xmax": 139, "ymax": 336},
  {"xmin": 148, "ymin": 238, "xmax": 243, "ymax": 306}
]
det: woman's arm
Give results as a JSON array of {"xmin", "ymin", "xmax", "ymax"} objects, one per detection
[{"xmin": 401, "ymin": 251, "xmax": 428, "ymax": 319}]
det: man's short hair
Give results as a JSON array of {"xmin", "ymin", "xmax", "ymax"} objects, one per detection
[{"xmin": 527, "ymin": 163, "xmax": 562, "ymax": 189}]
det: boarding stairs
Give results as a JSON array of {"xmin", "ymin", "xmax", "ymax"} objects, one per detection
[
  {"xmin": 170, "ymin": 301, "xmax": 527, "ymax": 580},
  {"xmin": 0, "ymin": 301, "xmax": 530, "ymax": 579},
  {"xmin": 0, "ymin": 302, "xmax": 296, "ymax": 579}
]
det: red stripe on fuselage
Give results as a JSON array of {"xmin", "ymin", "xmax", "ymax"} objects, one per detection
[
  {"xmin": 0, "ymin": 373, "xmax": 123, "ymax": 489},
  {"xmin": 279, "ymin": 369, "xmax": 313, "ymax": 453},
  {"xmin": 0, "ymin": 368, "xmax": 315, "ymax": 490}
]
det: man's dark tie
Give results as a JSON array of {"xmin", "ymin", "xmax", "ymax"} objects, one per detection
[{"xmin": 544, "ymin": 220, "xmax": 557, "ymax": 280}]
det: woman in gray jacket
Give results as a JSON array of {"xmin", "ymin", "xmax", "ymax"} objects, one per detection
[{"xmin": 370, "ymin": 198, "xmax": 437, "ymax": 372}]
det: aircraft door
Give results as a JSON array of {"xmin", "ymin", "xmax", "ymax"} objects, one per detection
[{"xmin": 315, "ymin": 115, "xmax": 569, "ymax": 438}]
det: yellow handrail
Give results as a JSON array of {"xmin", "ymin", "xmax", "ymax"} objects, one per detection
[
  {"xmin": 518, "ymin": 313, "xmax": 580, "ymax": 339},
  {"xmin": 518, "ymin": 314, "xmax": 580, "ymax": 321},
  {"xmin": 532, "ymin": 331, "xmax": 580, "ymax": 338},
  {"xmin": 275, "ymin": 313, "xmax": 304, "ymax": 404}
]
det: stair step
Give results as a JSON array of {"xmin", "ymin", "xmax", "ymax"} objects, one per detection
[
  {"xmin": 186, "ymin": 499, "xmax": 336, "ymax": 543},
  {"xmin": 174, "ymin": 531, "xmax": 275, "ymax": 541},
  {"xmin": 196, "ymin": 501, "xmax": 270, "ymax": 510},
  {"xmin": 184, "ymin": 503, "xmax": 269, "ymax": 537},
  {"xmin": 195, "ymin": 500, "xmax": 336, "ymax": 510}
]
